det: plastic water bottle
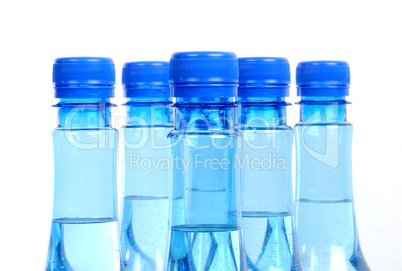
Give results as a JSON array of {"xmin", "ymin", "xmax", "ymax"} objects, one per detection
[
  {"xmin": 294, "ymin": 61, "xmax": 370, "ymax": 270},
  {"xmin": 46, "ymin": 57, "xmax": 123, "ymax": 270},
  {"xmin": 166, "ymin": 51, "xmax": 246, "ymax": 270},
  {"xmin": 237, "ymin": 57, "xmax": 302, "ymax": 271},
  {"xmin": 120, "ymin": 61, "xmax": 172, "ymax": 270}
]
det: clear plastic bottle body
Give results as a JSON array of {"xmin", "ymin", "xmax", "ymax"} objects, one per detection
[
  {"xmin": 47, "ymin": 98, "xmax": 123, "ymax": 271},
  {"xmin": 166, "ymin": 97, "xmax": 246, "ymax": 271},
  {"xmin": 238, "ymin": 97, "xmax": 301, "ymax": 271},
  {"xmin": 294, "ymin": 96, "xmax": 370, "ymax": 271},
  {"xmin": 120, "ymin": 97, "xmax": 173, "ymax": 271}
]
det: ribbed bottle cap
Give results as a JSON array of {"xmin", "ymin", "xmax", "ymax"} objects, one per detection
[
  {"xmin": 169, "ymin": 51, "xmax": 238, "ymax": 97},
  {"xmin": 296, "ymin": 61, "xmax": 350, "ymax": 96},
  {"xmin": 238, "ymin": 57, "xmax": 290, "ymax": 97},
  {"xmin": 53, "ymin": 57, "xmax": 115, "ymax": 98},
  {"xmin": 122, "ymin": 61, "xmax": 170, "ymax": 97}
]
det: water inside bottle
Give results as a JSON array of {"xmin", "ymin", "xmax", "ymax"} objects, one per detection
[
  {"xmin": 121, "ymin": 196, "xmax": 169, "ymax": 270},
  {"xmin": 47, "ymin": 218, "xmax": 121, "ymax": 271},
  {"xmin": 167, "ymin": 225, "xmax": 245, "ymax": 270},
  {"xmin": 243, "ymin": 212, "xmax": 301, "ymax": 271},
  {"xmin": 296, "ymin": 199, "xmax": 370, "ymax": 271}
]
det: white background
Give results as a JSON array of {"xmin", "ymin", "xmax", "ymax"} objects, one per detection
[{"xmin": 0, "ymin": 0, "xmax": 401, "ymax": 270}]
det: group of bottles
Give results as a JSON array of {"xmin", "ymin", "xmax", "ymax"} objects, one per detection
[{"xmin": 46, "ymin": 52, "xmax": 370, "ymax": 271}]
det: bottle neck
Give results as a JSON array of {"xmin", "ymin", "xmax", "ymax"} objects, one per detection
[
  {"xmin": 56, "ymin": 98, "xmax": 113, "ymax": 128},
  {"xmin": 237, "ymin": 97, "xmax": 288, "ymax": 127},
  {"xmin": 124, "ymin": 97, "xmax": 172, "ymax": 126},
  {"xmin": 299, "ymin": 96, "xmax": 348, "ymax": 123},
  {"xmin": 173, "ymin": 97, "xmax": 236, "ymax": 131},
  {"xmin": 295, "ymin": 95, "xmax": 354, "ymax": 202}
]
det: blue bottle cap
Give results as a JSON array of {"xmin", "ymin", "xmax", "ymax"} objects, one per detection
[
  {"xmin": 296, "ymin": 61, "xmax": 350, "ymax": 96},
  {"xmin": 122, "ymin": 61, "xmax": 170, "ymax": 98},
  {"xmin": 53, "ymin": 57, "xmax": 115, "ymax": 98},
  {"xmin": 169, "ymin": 51, "xmax": 238, "ymax": 97},
  {"xmin": 238, "ymin": 57, "xmax": 290, "ymax": 97}
]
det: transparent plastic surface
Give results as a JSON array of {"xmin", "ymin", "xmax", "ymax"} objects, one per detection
[
  {"xmin": 168, "ymin": 225, "xmax": 243, "ymax": 270},
  {"xmin": 166, "ymin": 97, "xmax": 246, "ymax": 271},
  {"xmin": 121, "ymin": 99, "xmax": 172, "ymax": 271},
  {"xmin": 294, "ymin": 97, "xmax": 370, "ymax": 271},
  {"xmin": 242, "ymin": 214, "xmax": 299, "ymax": 270},
  {"xmin": 121, "ymin": 196, "xmax": 169, "ymax": 270},
  {"xmin": 47, "ymin": 218, "xmax": 120, "ymax": 270},
  {"xmin": 238, "ymin": 97, "xmax": 301, "ymax": 271},
  {"xmin": 46, "ymin": 99, "xmax": 122, "ymax": 271}
]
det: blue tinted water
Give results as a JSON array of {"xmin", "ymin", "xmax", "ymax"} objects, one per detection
[
  {"xmin": 121, "ymin": 122, "xmax": 172, "ymax": 270},
  {"xmin": 296, "ymin": 199, "xmax": 369, "ymax": 271},
  {"xmin": 47, "ymin": 218, "xmax": 122, "ymax": 271},
  {"xmin": 121, "ymin": 196, "xmax": 170, "ymax": 271},
  {"xmin": 47, "ymin": 100, "xmax": 122, "ymax": 271},
  {"xmin": 237, "ymin": 98, "xmax": 301, "ymax": 271},
  {"xmin": 167, "ymin": 98, "xmax": 245, "ymax": 270},
  {"xmin": 242, "ymin": 213, "xmax": 301, "ymax": 271},
  {"xmin": 295, "ymin": 107, "xmax": 370, "ymax": 270},
  {"xmin": 167, "ymin": 225, "xmax": 244, "ymax": 271}
]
